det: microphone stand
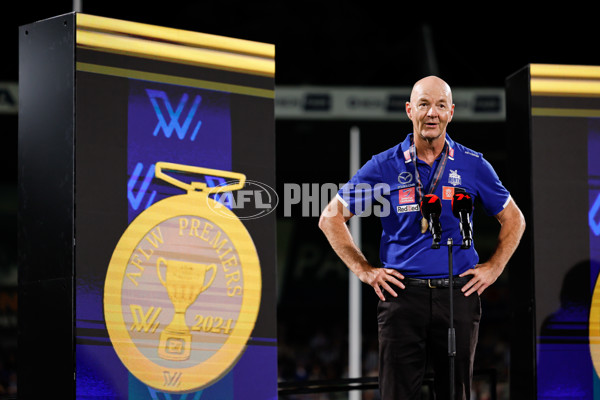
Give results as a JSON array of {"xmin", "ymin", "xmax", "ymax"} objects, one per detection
[
  {"xmin": 431, "ymin": 236, "xmax": 457, "ymax": 400},
  {"xmin": 446, "ymin": 237, "xmax": 456, "ymax": 400}
]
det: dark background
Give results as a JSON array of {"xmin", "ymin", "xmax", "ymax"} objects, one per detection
[{"xmin": 3, "ymin": 2, "xmax": 599, "ymax": 398}]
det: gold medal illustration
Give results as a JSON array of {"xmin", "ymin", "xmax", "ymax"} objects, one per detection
[
  {"xmin": 589, "ymin": 272, "xmax": 600, "ymax": 378},
  {"xmin": 104, "ymin": 162, "xmax": 262, "ymax": 393}
]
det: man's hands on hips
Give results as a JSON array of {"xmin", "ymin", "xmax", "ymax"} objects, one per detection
[{"xmin": 357, "ymin": 265, "xmax": 405, "ymax": 301}]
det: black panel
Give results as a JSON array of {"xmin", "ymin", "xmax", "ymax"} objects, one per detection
[
  {"xmin": 231, "ymin": 93, "xmax": 277, "ymax": 340},
  {"xmin": 505, "ymin": 65, "xmax": 536, "ymax": 399},
  {"xmin": 18, "ymin": 12, "xmax": 76, "ymax": 399},
  {"xmin": 74, "ymin": 72, "xmax": 129, "ymax": 340}
]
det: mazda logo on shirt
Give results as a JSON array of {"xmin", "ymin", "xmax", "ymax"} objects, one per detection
[{"xmin": 398, "ymin": 172, "xmax": 413, "ymax": 185}]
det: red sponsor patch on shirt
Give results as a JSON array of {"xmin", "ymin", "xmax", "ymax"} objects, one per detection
[
  {"xmin": 399, "ymin": 187, "xmax": 415, "ymax": 204},
  {"xmin": 442, "ymin": 186, "xmax": 455, "ymax": 200}
]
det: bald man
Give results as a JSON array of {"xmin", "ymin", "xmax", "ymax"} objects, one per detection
[{"xmin": 319, "ymin": 76, "xmax": 525, "ymax": 400}]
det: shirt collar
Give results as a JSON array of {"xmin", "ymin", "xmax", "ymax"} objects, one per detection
[{"xmin": 400, "ymin": 132, "xmax": 455, "ymax": 159}]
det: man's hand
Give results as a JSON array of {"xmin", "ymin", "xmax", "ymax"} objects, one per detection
[
  {"xmin": 319, "ymin": 197, "xmax": 406, "ymax": 302},
  {"xmin": 459, "ymin": 197, "xmax": 525, "ymax": 297},
  {"xmin": 356, "ymin": 265, "xmax": 405, "ymax": 301},
  {"xmin": 459, "ymin": 262, "xmax": 502, "ymax": 296}
]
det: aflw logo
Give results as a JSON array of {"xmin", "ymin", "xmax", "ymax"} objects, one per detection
[
  {"xmin": 129, "ymin": 305, "xmax": 161, "ymax": 333},
  {"xmin": 146, "ymin": 89, "xmax": 202, "ymax": 141}
]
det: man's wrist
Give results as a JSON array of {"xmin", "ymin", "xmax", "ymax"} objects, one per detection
[{"xmin": 352, "ymin": 262, "xmax": 374, "ymax": 281}]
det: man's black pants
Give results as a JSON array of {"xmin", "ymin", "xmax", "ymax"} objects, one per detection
[{"xmin": 377, "ymin": 283, "xmax": 481, "ymax": 400}]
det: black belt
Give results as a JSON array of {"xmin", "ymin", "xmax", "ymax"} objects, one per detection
[{"xmin": 404, "ymin": 275, "xmax": 470, "ymax": 288}]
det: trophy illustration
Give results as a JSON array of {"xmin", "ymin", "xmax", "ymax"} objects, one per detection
[{"xmin": 157, "ymin": 257, "xmax": 217, "ymax": 361}]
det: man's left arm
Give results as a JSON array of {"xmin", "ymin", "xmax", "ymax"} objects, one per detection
[{"xmin": 459, "ymin": 197, "xmax": 526, "ymax": 296}]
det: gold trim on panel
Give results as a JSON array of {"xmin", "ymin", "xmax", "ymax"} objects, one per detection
[
  {"xmin": 530, "ymin": 63, "xmax": 600, "ymax": 97},
  {"xmin": 76, "ymin": 13, "xmax": 274, "ymax": 58},
  {"xmin": 75, "ymin": 13, "xmax": 275, "ymax": 77},
  {"xmin": 530, "ymin": 64, "xmax": 600, "ymax": 79},
  {"xmin": 530, "ymin": 78, "xmax": 600, "ymax": 97}
]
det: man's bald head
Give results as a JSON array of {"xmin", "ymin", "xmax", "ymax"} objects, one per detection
[
  {"xmin": 410, "ymin": 76, "xmax": 453, "ymax": 105},
  {"xmin": 406, "ymin": 76, "xmax": 455, "ymax": 145}
]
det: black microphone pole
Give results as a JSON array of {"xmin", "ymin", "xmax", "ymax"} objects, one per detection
[
  {"xmin": 447, "ymin": 191, "xmax": 473, "ymax": 399},
  {"xmin": 423, "ymin": 193, "xmax": 476, "ymax": 399},
  {"xmin": 447, "ymin": 236, "xmax": 456, "ymax": 400},
  {"xmin": 422, "ymin": 193, "xmax": 456, "ymax": 398}
]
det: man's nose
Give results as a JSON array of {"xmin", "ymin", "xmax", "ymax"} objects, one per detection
[{"xmin": 427, "ymin": 106, "xmax": 438, "ymax": 117}]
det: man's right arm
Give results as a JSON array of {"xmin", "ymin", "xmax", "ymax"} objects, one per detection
[{"xmin": 318, "ymin": 196, "xmax": 405, "ymax": 301}]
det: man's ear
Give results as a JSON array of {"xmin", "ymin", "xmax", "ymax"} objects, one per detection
[
  {"xmin": 448, "ymin": 103, "xmax": 455, "ymax": 122},
  {"xmin": 405, "ymin": 101, "xmax": 412, "ymax": 119}
]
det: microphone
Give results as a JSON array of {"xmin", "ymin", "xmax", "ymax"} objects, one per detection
[
  {"xmin": 451, "ymin": 192, "xmax": 473, "ymax": 249},
  {"xmin": 420, "ymin": 194, "xmax": 442, "ymax": 249}
]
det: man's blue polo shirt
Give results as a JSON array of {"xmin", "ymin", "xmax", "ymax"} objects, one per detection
[{"xmin": 337, "ymin": 133, "xmax": 511, "ymax": 278}]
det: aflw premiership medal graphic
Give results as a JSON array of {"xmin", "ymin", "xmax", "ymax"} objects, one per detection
[{"xmin": 104, "ymin": 162, "xmax": 262, "ymax": 393}]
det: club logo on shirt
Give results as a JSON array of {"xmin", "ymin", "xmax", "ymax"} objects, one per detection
[
  {"xmin": 448, "ymin": 170, "xmax": 461, "ymax": 186},
  {"xmin": 399, "ymin": 187, "xmax": 415, "ymax": 204}
]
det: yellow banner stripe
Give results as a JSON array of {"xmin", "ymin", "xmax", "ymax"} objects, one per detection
[
  {"xmin": 76, "ymin": 30, "xmax": 274, "ymax": 78},
  {"xmin": 531, "ymin": 78, "xmax": 600, "ymax": 97},
  {"xmin": 76, "ymin": 62, "xmax": 275, "ymax": 99},
  {"xmin": 76, "ymin": 13, "xmax": 274, "ymax": 59},
  {"xmin": 530, "ymin": 64, "xmax": 600, "ymax": 97},
  {"xmin": 530, "ymin": 63, "xmax": 600, "ymax": 79},
  {"xmin": 531, "ymin": 107, "xmax": 600, "ymax": 117}
]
